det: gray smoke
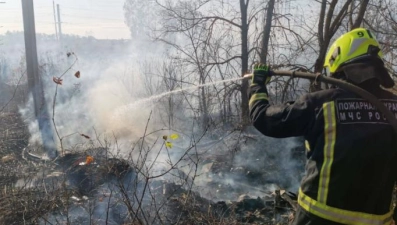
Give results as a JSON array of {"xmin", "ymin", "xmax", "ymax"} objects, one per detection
[{"xmin": 1, "ymin": 32, "xmax": 306, "ymax": 204}]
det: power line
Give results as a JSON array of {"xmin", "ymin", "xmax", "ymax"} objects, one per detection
[
  {"xmin": 62, "ymin": 5, "xmax": 122, "ymax": 10},
  {"xmin": 61, "ymin": 13, "xmax": 124, "ymax": 21},
  {"xmin": 64, "ymin": 25, "xmax": 127, "ymax": 28},
  {"xmin": 1, "ymin": 25, "xmax": 22, "ymax": 28},
  {"xmin": 1, "ymin": 9, "xmax": 22, "ymax": 11},
  {"xmin": 62, "ymin": 21, "xmax": 124, "ymax": 25},
  {"xmin": 1, "ymin": 20, "xmax": 55, "ymax": 24}
]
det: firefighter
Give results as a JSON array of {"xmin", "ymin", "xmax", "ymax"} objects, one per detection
[{"xmin": 248, "ymin": 28, "xmax": 397, "ymax": 225}]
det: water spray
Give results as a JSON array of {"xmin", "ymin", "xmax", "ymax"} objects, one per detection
[
  {"xmin": 244, "ymin": 70, "xmax": 397, "ymax": 136},
  {"xmin": 112, "ymin": 77, "xmax": 244, "ymax": 119},
  {"xmin": 113, "ymin": 70, "xmax": 397, "ymax": 136}
]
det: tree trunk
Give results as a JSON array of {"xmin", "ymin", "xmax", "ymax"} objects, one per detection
[
  {"xmin": 260, "ymin": 0, "xmax": 275, "ymax": 64},
  {"xmin": 311, "ymin": 44, "xmax": 329, "ymax": 92},
  {"xmin": 351, "ymin": 0, "xmax": 369, "ymax": 29},
  {"xmin": 240, "ymin": 0, "xmax": 249, "ymax": 125},
  {"xmin": 199, "ymin": 73, "xmax": 209, "ymax": 129}
]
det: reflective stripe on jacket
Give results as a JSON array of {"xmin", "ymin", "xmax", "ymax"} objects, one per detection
[{"xmin": 249, "ymin": 83, "xmax": 397, "ymax": 225}]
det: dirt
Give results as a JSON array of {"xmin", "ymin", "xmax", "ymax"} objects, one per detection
[
  {"xmin": 0, "ymin": 112, "xmax": 29, "ymax": 186},
  {"xmin": 0, "ymin": 92, "xmax": 298, "ymax": 224}
]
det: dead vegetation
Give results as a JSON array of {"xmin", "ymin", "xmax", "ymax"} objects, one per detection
[{"xmin": 0, "ymin": 103, "xmax": 298, "ymax": 225}]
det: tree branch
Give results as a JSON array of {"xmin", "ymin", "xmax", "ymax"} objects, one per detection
[
  {"xmin": 351, "ymin": 0, "xmax": 369, "ymax": 29},
  {"xmin": 317, "ymin": 0, "xmax": 327, "ymax": 46},
  {"xmin": 330, "ymin": 0, "xmax": 352, "ymax": 35}
]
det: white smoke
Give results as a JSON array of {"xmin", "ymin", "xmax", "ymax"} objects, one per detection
[{"xmin": 1, "ymin": 32, "xmax": 305, "ymax": 204}]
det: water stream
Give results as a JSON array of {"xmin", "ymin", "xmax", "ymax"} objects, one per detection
[{"xmin": 112, "ymin": 77, "xmax": 245, "ymax": 118}]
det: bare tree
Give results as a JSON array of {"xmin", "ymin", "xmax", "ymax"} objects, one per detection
[
  {"xmin": 363, "ymin": 0, "xmax": 397, "ymax": 79},
  {"xmin": 312, "ymin": 0, "xmax": 369, "ymax": 91},
  {"xmin": 123, "ymin": 0, "xmax": 307, "ymax": 127}
]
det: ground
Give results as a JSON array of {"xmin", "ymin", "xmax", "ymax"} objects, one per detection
[{"xmin": 0, "ymin": 107, "xmax": 298, "ymax": 224}]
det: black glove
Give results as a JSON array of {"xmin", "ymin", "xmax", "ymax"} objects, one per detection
[{"xmin": 252, "ymin": 63, "xmax": 271, "ymax": 85}]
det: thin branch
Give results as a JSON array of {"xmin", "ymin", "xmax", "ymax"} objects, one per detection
[
  {"xmin": 0, "ymin": 70, "xmax": 26, "ymax": 113},
  {"xmin": 352, "ymin": 0, "xmax": 369, "ymax": 29}
]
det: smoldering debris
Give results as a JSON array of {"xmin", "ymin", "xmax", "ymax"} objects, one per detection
[
  {"xmin": 0, "ymin": 105, "xmax": 305, "ymax": 224},
  {"xmin": 4, "ymin": 145, "xmax": 298, "ymax": 225},
  {"xmin": 188, "ymin": 126, "xmax": 305, "ymax": 202}
]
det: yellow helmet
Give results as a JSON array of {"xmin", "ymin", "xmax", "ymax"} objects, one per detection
[
  {"xmin": 324, "ymin": 28, "xmax": 382, "ymax": 73},
  {"xmin": 324, "ymin": 28, "xmax": 394, "ymax": 88}
]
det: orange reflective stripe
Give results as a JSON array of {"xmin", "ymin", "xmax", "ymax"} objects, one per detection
[
  {"xmin": 298, "ymin": 189, "xmax": 393, "ymax": 225},
  {"xmin": 318, "ymin": 102, "xmax": 336, "ymax": 203}
]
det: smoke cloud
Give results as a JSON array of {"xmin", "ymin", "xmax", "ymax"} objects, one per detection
[{"xmin": 1, "ymin": 32, "xmax": 305, "ymax": 202}]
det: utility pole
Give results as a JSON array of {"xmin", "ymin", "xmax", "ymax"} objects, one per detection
[
  {"xmin": 21, "ymin": 0, "xmax": 57, "ymax": 159},
  {"xmin": 57, "ymin": 4, "xmax": 62, "ymax": 41},
  {"xmin": 53, "ymin": 0, "xmax": 58, "ymax": 40}
]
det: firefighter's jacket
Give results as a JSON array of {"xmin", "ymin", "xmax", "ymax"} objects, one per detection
[{"xmin": 249, "ymin": 83, "xmax": 397, "ymax": 225}]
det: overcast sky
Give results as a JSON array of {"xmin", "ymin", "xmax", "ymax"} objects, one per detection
[{"xmin": 0, "ymin": 0, "xmax": 130, "ymax": 39}]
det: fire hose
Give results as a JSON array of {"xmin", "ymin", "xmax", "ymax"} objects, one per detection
[{"xmin": 243, "ymin": 70, "xmax": 397, "ymax": 136}]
